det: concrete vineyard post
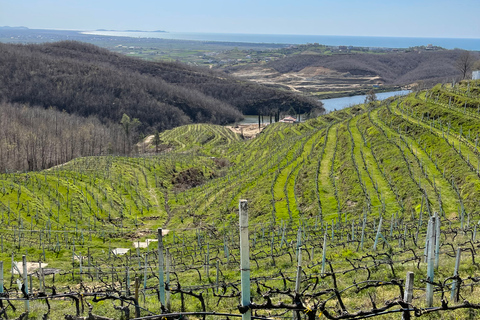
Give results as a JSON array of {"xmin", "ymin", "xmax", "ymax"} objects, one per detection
[
  {"xmin": 144, "ymin": 254, "xmax": 148, "ymax": 292},
  {"xmin": 166, "ymin": 248, "xmax": 171, "ymax": 310},
  {"xmin": 426, "ymin": 216, "xmax": 436, "ymax": 307},
  {"xmin": 360, "ymin": 217, "xmax": 366, "ymax": 250},
  {"xmin": 434, "ymin": 213, "xmax": 440, "ymax": 270},
  {"xmin": 321, "ymin": 233, "xmax": 327, "ymax": 275},
  {"xmin": 157, "ymin": 228, "xmax": 165, "ymax": 306},
  {"xmin": 126, "ymin": 266, "xmax": 130, "ymax": 296},
  {"xmin": 295, "ymin": 247, "xmax": 302, "ymax": 293},
  {"xmin": 39, "ymin": 261, "xmax": 45, "ymax": 292},
  {"xmin": 239, "ymin": 200, "xmax": 251, "ymax": 320},
  {"xmin": 216, "ymin": 260, "xmax": 220, "ymax": 294},
  {"xmin": 451, "ymin": 248, "xmax": 461, "ymax": 303},
  {"xmin": 294, "ymin": 247, "xmax": 302, "ymax": 320},
  {"xmin": 270, "ymin": 233, "xmax": 275, "ymax": 266},
  {"xmin": 402, "ymin": 271, "xmax": 414, "ymax": 320},
  {"xmin": 206, "ymin": 243, "xmax": 210, "ymax": 278},
  {"xmin": 134, "ymin": 277, "xmax": 140, "ymax": 318},
  {"xmin": 0, "ymin": 261, "xmax": 3, "ymax": 296},
  {"xmin": 373, "ymin": 217, "xmax": 383, "ymax": 251},
  {"xmin": 22, "ymin": 255, "xmax": 29, "ymax": 312}
]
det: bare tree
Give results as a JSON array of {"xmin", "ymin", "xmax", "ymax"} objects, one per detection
[
  {"xmin": 121, "ymin": 113, "xmax": 141, "ymax": 154},
  {"xmin": 455, "ymin": 50, "xmax": 474, "ymax": 79},
  {"xmin": 153, "ymin": 131, "xmax": 161, "ymax": 153},
  {"xmin": 364, "ymin": 90, "xmax": 377, "ymax": 105}
]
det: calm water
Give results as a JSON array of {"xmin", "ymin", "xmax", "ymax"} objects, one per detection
[
  {"xmin": 321, "ymin": 90, "xmax": 411, "ymax": 112},
  {"xmin": 83, "ymin": 31, "xmax": 480, "ymax": 50},
  {"xmin": 236, "ymin": 90, "xmax": 410, "ymax": 125}
]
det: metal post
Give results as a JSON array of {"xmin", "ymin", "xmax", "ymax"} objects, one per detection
[
  {"xmin": 157, "ymin": 228, "xmax": 165, "ymax": 306},
  {"xmin": 239, "ymin": 200, "xmax": 251, "ymax": 320},
  {"xmin": 451, "ymin": 248, "xmax": 461, "ymax": 303}
]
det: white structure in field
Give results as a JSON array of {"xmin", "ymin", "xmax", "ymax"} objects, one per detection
[{"xmin": 473, "ymin": 71, "xmax": 480, "ymax": 80}]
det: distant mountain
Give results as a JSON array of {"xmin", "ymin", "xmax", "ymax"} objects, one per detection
[
  {"xmin": 125, "ymin": 29, "xmax": 166, "ymax": 33},
  {"xmin": 0, "ymin": 26, "xmax": 29, "ymax": 30},
  {"xmin": 0, "ymin": 41, "xmax": 323, "ymax": 133},
  {"xmin": 94, "ymin": 29, "xmax": 167, "ymax": 33}
]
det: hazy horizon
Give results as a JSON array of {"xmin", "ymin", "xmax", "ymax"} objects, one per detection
[{"xmin": 1, "ymin": 0, "xmax": 479, "ymax": 39}]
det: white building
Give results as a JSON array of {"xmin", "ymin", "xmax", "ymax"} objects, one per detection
[{"xmin": 473, "ymin": 71, "xmax": 480, "ymax": 80}]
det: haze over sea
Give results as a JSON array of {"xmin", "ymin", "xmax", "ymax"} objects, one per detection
[{"xmin": 83, "ymin": 31, "xmax": 480, "ymax": 50}]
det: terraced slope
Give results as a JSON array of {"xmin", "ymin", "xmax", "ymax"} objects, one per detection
[{"xmin": 0, "ymin": 81, "xmax": 479, "ymax": 232}]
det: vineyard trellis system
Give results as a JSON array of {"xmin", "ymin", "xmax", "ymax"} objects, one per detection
[
  {"xmin": 1, "ymin": 200, "xmax": 480, "ymax": 319},
  {"xmin": 0, "ymin": 80, "xmax": 479, "ymax": 319}
]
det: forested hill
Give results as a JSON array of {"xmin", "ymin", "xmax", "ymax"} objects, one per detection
[{"xmin": 0, "ymin": 41, "xmax": 323, "ymax": 132}]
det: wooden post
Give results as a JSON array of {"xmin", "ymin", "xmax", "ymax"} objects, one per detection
[
  {"xmin": 451, "ymin": 248, "xmax": 461, "ymax": 303},
  {"xmin": 22, "ymin": 255, "xmax": 29, "ymax": 312},
  {"xmin": 401, "ymin": 271, "xmax": 414, "ymax": 320},
  {"xmin": 157, "ymin": 228, "xmax": 165, "ymax": 306},
  {"xmin": 426, "ymin": 217, "xmax": 436, "ymax": 307},
  {"xmin": 239, "ymin": 200, "xmax": 251, "ymax": 320}
]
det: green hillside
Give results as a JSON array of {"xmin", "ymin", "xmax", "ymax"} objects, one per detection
[{"xmin": 1, "ymin": 80, "xmax": 480, "ymax": 319}]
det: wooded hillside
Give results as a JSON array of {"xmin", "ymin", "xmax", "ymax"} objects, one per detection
[
  {"xmin": 267, "ymin": 50, "xmax": 479, "ymax": 85},
  {"xmin": 0, "ymin": 41, "xmax": 323, "ymax": 132}
]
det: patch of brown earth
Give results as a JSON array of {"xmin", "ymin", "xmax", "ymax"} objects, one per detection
[{"xmin": 227, "ymin": 123, "xmax": 267, "ymax": 139}]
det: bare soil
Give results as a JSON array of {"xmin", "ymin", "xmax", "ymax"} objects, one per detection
[
  {"xmin": 230, "ymin": 65, "xmax": 384, "ymax": 94},
  {"xmin": 226, "ymin": 123, "xmax": 267, "ymax": 139}
]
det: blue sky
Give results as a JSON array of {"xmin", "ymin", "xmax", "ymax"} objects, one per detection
[{"xmin": 1, "ymin": 0, "xmax": 479, "ymax": 38}]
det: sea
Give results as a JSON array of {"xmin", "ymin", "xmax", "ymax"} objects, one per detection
[{"xmin": 82, "ymin": 31, "xmax": 480, "ymax": 50}]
